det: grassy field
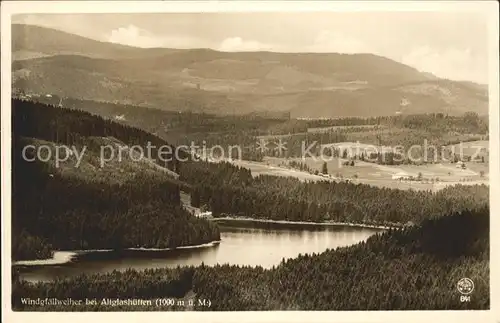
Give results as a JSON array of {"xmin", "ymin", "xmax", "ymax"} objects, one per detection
[
  {"xmin": 223, "ymin": 158, "xmax": 329, "ymax": 182},
  {"xmin": 219, "ymin": 155, "xmax": 489, "ymax": 191},
  {"xmin": 320, "ymin": 142, "xmax": 394, "ymax": 155},
  {"xmin": 307, "ymin": 124, "xmax": 382, "ymax": 133},
  {"xmin": 255, "ymin": 133, "xmax": 307, "ymax": 140},
  {"xmin": 445, "ymin": 140, "xmax": 489, "ymax": 159},
  {"xmin": 255, "ymin": 125, "xmax": 383, "ymax": 140}
]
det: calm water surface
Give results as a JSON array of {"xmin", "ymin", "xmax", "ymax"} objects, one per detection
[{"xmin": 17, "ymin": 221, "xmax": 383, "ymax": 282}]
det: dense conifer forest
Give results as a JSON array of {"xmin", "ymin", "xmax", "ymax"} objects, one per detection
[
  {"xmin": 26, "ymin": 96, "xmax": 488, "ymax": 163},
  {"xmin": 12, "ymin": 208, "xmax": 489, "ymax": 310},
  {"xmin": 12, "ymin": 99, "xmax": 186, "ymax": 171},
  {"xmin": 10, "ymin": 99, "xmax": 490, "ymax": 312},
  {"xmin": 173, "ymin": 112, "xmax": 488, "ymax": 162},
  {"xmin": 182, "ymin": 160, "xmax": 488, "ymax": 226},
  {"xmin": 11, "ymin": 99, "xmax": 219, "ymax": 260}
]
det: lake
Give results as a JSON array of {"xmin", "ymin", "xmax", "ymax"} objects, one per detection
[{"xmin": 15, "ymin": 220, "xmax": 384, "ymax": 282}]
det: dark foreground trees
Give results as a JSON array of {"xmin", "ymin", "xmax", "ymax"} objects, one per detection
[
  {"xmin": 11, "ymin": 100, "xmax": 219, "ymax": 260},
  {"xmin": 13, "ymin": 208, "xmax": 489, "ymax": 311}
]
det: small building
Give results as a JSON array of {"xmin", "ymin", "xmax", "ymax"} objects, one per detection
[
  {"xmin": 196, "ymin": 211, "xmax": 213, "ymax": 219},
  {"xmin": 456, "ymin": 161, "xmax": 466, "ymax": 169},
  {"xmin": 404, "ymin": 221, "xmax": 415, "ymax": 227},
  {"xmin": 392, "ymin": 171, "xmax": 410, "ymax": 180}
]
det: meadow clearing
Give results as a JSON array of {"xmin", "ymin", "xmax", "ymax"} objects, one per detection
[
  {"xmin": 220, "ymin": 153, "xmax": 489, "ymax": 192},
  {"xmin": 307, "ymin": 124, "xmax": 382, "ymax": 133}
]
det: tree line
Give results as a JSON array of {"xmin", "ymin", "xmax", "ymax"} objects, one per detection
[
  {"xmin": 172, "ymin": 113, "xmax": 487, "ymax": 163},
  {"xmin": 305, "ymin": 112, "xmax": 488, "ymax": 135},
  {"xmin": 12, "ymin": 99, "xmax": 184, "ymax": 172},
  {"xmin": 11, "ymin": 100, "xmax": 220, "ymax": 260},
  {"xmin": 181, "ymin": 160, "xmax": 489, "ymax": 226},
  {"xmin": 13, "ymin": 208, "xmax": 489, "ymax": 311},
  {"xmin": 24, "ymin": 97, "xmax": 487, "ymax": 164}
]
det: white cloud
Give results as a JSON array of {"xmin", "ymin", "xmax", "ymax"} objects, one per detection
[
  {"xmin": 401, "ymin": 46, "xmax": 487, "ymax": 84},
  {"xmin": 106, "ymin": 24, "xmax": 207, "ymax": 49},
  {"xmin": 218, "ymin": 37, "xmax": 275, "ymax": 52},
  {"xmin": 13, "ymin": 15, "xmax": 489, "ymax": 84},
  {"xmin": 107, "ymin": 25, "xmax": 162, "ymax": 47},
  {"xmin": 307, "ymin": 30, "xmax": 375, "ymax": 54},
  {"xmin": 217, "ymin": 32, "xmax": 375, "ymax": 55}
]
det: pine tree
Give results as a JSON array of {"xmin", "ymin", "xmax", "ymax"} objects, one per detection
[{"xmin": 321, "ymin": 162, "xmax": 328, "ymax": 174}]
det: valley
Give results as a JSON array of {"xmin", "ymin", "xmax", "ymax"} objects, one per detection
[
  {"xmin": 221, "ymin": 156, "xmax": 488, "ymax": 191},
  {"xmin": 25, "ymin": 93, "xmax": 489, "ymax": 192},
  {"xmin": 9, "ymin": 22, "xmax": 491, "ymax": 312},
  {"xmin": 12, "ymin": 24, "xmax": 488, "ymax": 118}
]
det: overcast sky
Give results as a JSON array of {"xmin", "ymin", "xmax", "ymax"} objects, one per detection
[{"xmin": 13, "ymin": 12, "xmax": 490, "ymax": 84}]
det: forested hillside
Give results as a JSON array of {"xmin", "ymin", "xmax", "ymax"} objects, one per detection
[
  {"xmin": 11, "ymin": 99, "xmax": 219, "ymax": 260},
  {"xmin": 192, "ymin": 208, "xmax": 489, "ymax": 310},
  {"xmin": 10, "ymin": 100, "xmax": 490, "ymax": 311},
  {"xmin": 13, "ymin": 24, "xmax": 488, "ymax": 117},
  {"xmin": 13, "ymin": 99, "xmax": 187, "ymax": 171},
  {"xmin": 181, "ymin": 160, "xmax": 488, "ymax": 226},
  {"xmin": 26, "ymin": 95, "xmax": 487, "ymax": 163},
  {"xmin": 13, "ymin": 208, "xmax": 489, "ymax": 310},
  {"xmin": 19, "ymin": 95, "xmax": 488, "ymax": 164},
  {"xmin": 10, "ymin": 21, "xmax": 490, "ymax": 313},
  {"xmin": 11, "ymin": 99, "xmax": 489, "ymax": 261}
]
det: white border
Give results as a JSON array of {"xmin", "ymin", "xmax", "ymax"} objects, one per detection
[{"xmin": 1, "ymin": 1, "xmax": 499, "ymax": 323}]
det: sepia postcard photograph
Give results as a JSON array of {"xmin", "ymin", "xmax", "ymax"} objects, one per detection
[{"xmin": 1, "ymin": 1, "xmax": 499, "ymax": 323}]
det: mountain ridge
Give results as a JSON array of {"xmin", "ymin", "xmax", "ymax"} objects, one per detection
[{"xmin": 12, "ymin": 24, "xmax": 488, "ymax": 117}]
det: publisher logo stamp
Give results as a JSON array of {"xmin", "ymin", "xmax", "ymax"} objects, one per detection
[
  {"xmin": 457, "ymin": 278, "xmax": 474, "ymax": 302},
  {"xmin": 457, "ymin": 278, "xmax": 474, "ymax": 295}
]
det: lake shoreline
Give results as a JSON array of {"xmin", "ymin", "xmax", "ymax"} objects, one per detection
[
  {"xmin": 13, "ymin": 240, "xmax": 222, "ymax": 267},
  {"xmin": 211, "ymin": 216, "xmax": 400, "ymax": 230},
  {"xmin": 13, "ymin": 218, "xmax": 397, "ymax": 268},
  {"xmin": 13, "ymin": 218, "xmax": 398, "ymax": 267}
]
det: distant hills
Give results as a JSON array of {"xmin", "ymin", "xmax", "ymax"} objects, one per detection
[{"xmin": 12, "ymin": 24, "xmax": 489, "ymax": 117}]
